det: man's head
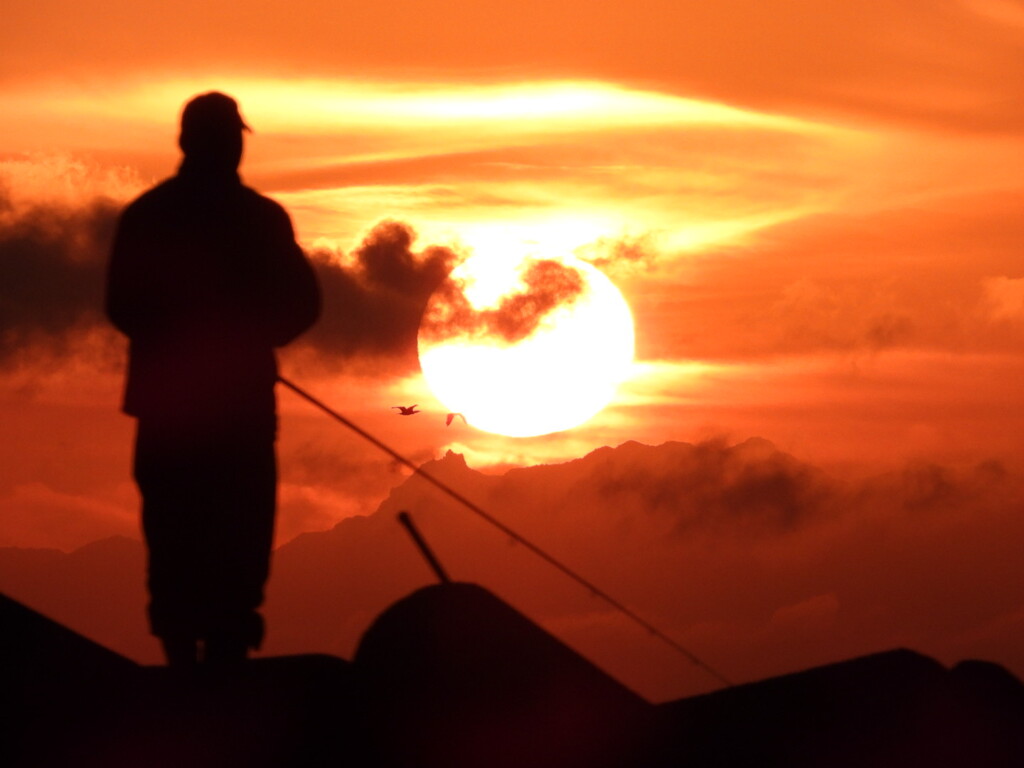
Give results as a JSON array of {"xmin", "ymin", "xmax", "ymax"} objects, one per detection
[{"xmin": 178, "ymin": 92, "xmax": 251, "ymax": 169}]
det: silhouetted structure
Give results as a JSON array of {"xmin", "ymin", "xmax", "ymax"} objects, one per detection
[
  {"xmin": 1, "ymin": 593, "xmax": 355, "ymax": 767},
  {"xmin": 354, "ymin": 582, "xmax": 654, "ymax": 768},
  {"xmin": 105, "ymin": 92, "xmax": 320, "ymax": 666},
  {"xmin": 3, "ymin": 587, "xmax": 1024, "ymax": 767},
  {"xmin": 657, "ymin": 649, "xmax": 1024, "ymax": 767}
]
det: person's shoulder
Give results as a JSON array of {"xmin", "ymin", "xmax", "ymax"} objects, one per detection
[
  {"xmin": 241, "ymin": 186, "xmax": 288, "ymax": 214},
  {"xmin": 241, "ymin": 186, "xmax": 294, "ymax": 225},
  {"xmin": 121, "ymin": 177, "xmax": 182, "ymax": 218}
]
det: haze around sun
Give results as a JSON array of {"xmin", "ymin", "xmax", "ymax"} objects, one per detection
[{"xmin": 418, "ymin": 251, "xmax": 634, "ymax": 437}]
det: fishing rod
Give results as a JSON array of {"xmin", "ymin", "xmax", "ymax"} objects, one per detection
[{"xmin": 277, "ymin": 374, "xmax": 733, "ymax": 687}]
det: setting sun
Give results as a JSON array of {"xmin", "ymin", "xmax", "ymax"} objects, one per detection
[{"xmin": 418, "ymin": 252, "xmax": 634, "ymax": 437}]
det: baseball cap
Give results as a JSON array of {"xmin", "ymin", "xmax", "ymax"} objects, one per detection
[{"xmin": 180, "ymin": 92, "xmax": 252, "ymax": 140}]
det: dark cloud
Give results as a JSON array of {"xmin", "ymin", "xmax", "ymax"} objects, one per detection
[
  {"xmin": 584, "ymin": 440, "xmax": 1021, "ymax": 538},
  {"xmin": 856, "ymin": 458, "xmax": 1012, "ymax": 516},
  {"xmin": 588, "ymin": 438, "xmax": 838, "ymax": 535},
  {"xmin": 575, "ymin": 234, "xmax": 657, "ymax": 273},
  {"xmin": 302, "ymin": 220, "xmax": 460, "ymax": 371},
  {"xmin": 0, "ymin": 191, "xmax": 119, "ymax": 364},
  {"xmin": 419, "ymin": 257, "xmax": 586, "ymax": 346},
  {"xmin": 0, "ymin": 200, "xmax": 461, "ymax": 372}
]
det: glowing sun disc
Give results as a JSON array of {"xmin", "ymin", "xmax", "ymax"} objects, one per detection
[{"xmin": 418, "ymin": 253, "xmax": 634, "ymax": 437}]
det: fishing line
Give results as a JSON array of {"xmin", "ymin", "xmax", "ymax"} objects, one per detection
[{"xmin": 278, "ymin": 374, "xmax": 733, "ymax": 687}]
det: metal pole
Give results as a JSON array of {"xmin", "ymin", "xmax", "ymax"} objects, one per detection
[{"xmin": 397, "ymin": 511, "xmax": 451, "ymax": 584}]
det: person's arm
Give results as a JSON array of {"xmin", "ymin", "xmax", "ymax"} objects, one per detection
[
  {"xmin": 264, "ymin": 204, "xmax": 321, "ymax": 347},
  {"xmin": 105, "ymin": 204, "xmax": 150, "ymax": 338}
]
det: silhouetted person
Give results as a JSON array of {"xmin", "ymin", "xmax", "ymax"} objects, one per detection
[{"xmin": 106, "ymin": 92, "xmax": 320, "ymax": 667}]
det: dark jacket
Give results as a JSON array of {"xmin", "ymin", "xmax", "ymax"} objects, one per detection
[{"xmin": 106, "ymin": 163, "xmax": 320, "ymax": 428}]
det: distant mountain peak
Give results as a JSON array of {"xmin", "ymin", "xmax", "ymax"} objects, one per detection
[
  {"xmin": 440, "ymin": 449, "xmax": 468, "ymax": 467},
  {"xmin": 416, "ymin": 449, "xmax": 471, "ymax": 479}
]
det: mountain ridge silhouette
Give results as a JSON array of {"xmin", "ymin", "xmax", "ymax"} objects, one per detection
[
  {"xmin": 2, "ymin": 437, "xmax": 1023, "ymax": 699},
  {"xmin": 3, "ymin": 436, "xmax": 1024, "ymax": 764}
]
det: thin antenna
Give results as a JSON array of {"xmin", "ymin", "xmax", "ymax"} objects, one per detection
[
  {"xmin": 397, "ymin": 510, "xmax": 451, "ymax": 584},
  {"xmin": 278, "ymin": 375, "xmax": 733, "ymax": 687}
]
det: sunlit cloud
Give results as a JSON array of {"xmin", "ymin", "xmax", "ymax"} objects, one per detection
[
  {"xmin": 0, "ymin": 154, "xmax": 143, "ymax": 209},
  {"xmin": 982, "ymin": 276, "xmax": 1024, "ymax": 321},
  {"xmin": 2, "ymin": 75, "xmax": 885, "ymax": 275},
  {"xmin": 615, "ymin": 360, "xmax": 732, "ymax": 407},
  {"xmin": 963, "ymin": 0, "xmax": 1024, "ymax": 29},
  {"xmin": 11, "ymin": 77, "xmax": 828, "ymax": 137}
]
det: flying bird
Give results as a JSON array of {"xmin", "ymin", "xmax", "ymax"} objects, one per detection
[
  {"xmin": 392, "ymin": 405, "xmax": 420, "ymax": 415},
  {"xmin": 446, "ymin": 412, "xmax": 466, "ymax": 426}
]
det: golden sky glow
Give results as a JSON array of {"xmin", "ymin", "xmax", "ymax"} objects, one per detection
[{"xmin": 3, "ymin": 0, "xmax": 1024, "ymax": 699}]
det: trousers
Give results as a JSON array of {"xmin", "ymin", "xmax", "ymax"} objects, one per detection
[{"xmin": 133, "ymin": 416, "xmax": 277, "ymax": 649}]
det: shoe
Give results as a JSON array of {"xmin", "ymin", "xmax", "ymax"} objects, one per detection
[
  {"xmin": 203, "ymin": 634, "xmax": 249, "ymax": 665},
  {"xmin": 161, "ymin": 635, "xmax": 199, "ymax": 668}
]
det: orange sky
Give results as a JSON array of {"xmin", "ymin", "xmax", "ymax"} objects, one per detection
[{"xmin": 2, "ymin": 1, "xmax": 1024, "ymax": 696}]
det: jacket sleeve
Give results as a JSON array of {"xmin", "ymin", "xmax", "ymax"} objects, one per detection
[
  {"xmin": 264, "ymin": 204, "xmax": 321, "ymax": 347},
  {"xmin": 105, "ymin": 203, "xmax": 152, "ymax": 338}
]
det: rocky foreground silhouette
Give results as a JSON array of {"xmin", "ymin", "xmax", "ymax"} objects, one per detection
[{"xmin": 4, "ymin": 583, "xmax": 1023, "ymax": 767}]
